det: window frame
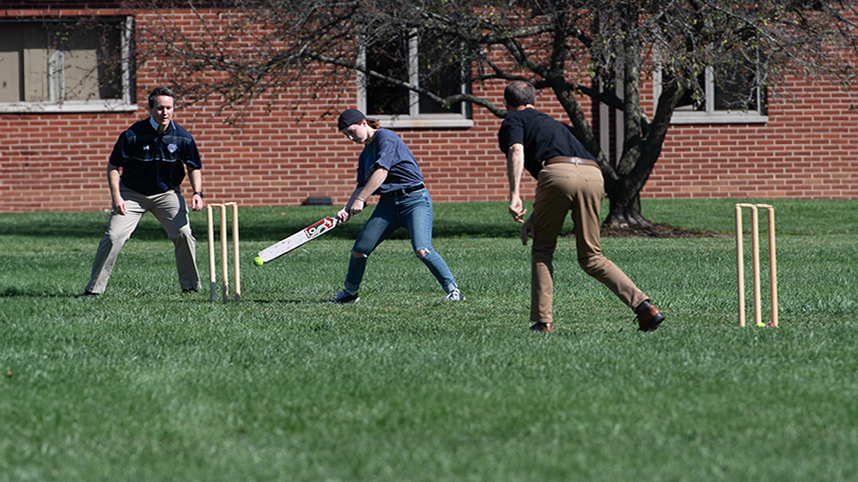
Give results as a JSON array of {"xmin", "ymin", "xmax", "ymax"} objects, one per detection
[
  {"xmin": 655, "ymin": 65, "xmax": 768, "ymax": 125},
  {"xmin": 0, "ymin": 16, "xmax": 136, "ymax": 114},
  {"xmin": 356, "ymin": 34, "xmax": 473, "ymax": 129}
]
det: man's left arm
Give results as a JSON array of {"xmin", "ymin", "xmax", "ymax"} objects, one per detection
[
  {"xmin": 188, "ymin": 167, "xmax": 204, "ymax": 211},
  {"xmin": 184, "ymin": 136, "xmax": 204, "ymax": 211}
]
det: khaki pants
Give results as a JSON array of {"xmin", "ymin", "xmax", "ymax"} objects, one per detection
[
  {"xmin": 530, "ymin": 163, "xmax": 648, "ymax": 323},
  {"xmin": 85, "ymin": 185, "xmax": 201, "ymax": 294}
]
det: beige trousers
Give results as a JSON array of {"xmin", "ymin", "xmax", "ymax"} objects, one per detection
[
  {"xmin": 85, "ymin": 185, "xmax": 201, "ymax": 294},
  {"xmin": 530, "ymin": 163, "xmax": 648, "ymax": 323}
]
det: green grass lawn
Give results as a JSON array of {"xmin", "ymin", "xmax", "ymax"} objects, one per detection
[{"xmin": 1, "ymin": 199, "xmax": 857, "ymax": 481}]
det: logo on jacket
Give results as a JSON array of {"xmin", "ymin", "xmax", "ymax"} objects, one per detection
[{"xmin": 167, "ymin": 143, "xmax": 178, "ymax": 153}]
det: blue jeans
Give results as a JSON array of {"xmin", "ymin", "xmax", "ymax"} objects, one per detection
[{"xmin": 344, "ymin": 189, "xmax": 459, "ymax": 295}]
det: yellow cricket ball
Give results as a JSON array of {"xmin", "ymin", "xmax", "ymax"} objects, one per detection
[{"xmin": 254, "ymin": 256, "xmax": 264, "ymax": 266}]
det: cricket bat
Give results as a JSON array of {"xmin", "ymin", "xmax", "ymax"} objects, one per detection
[{"xmin": 255, "ymin": 216, "xmax": 340, "ymax": 264}]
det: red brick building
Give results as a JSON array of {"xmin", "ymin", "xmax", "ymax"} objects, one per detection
[{"xmin": 1, "ymin": 2, "xmax": 856, "ymax": 213}]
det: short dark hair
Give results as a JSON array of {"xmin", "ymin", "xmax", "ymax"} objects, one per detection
[
  {"xmin": 148, "ymin": 86, "xmax": 176, "ymax": 109},
  {"xmin": 503, "ymin": 81, "xmax": 536, "ymax": 108}
]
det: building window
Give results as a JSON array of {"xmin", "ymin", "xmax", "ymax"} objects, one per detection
[
  {"xmin": 0, "ymin": 17, "xmax": 135, "ymax": 113},
  {"xmin": 656, "ymin": 64, "xmax": 768, "ymax": 125},
  {"xmin": 357, "ymin": 31, "xmax": 473, "ymax": 129}
]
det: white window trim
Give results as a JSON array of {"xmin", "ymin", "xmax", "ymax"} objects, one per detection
[
  {"xmin": 599, "ymin": 72, "xmax": 625, "ymax": 165},
  {"xmin": 356, "ymin": 36, "xmax": 473, "ymax": 129},
  {"xmin": 0, "ymin": 16, "xmax": 137, "ymax": 114},
  {"xmin": 654, "ymin": 66, "xmax": 768, "ymax": 125}
]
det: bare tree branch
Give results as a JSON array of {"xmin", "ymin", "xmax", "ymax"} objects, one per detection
[{"xmin": 124, "ymin": 0, "xmax": 858, "ymax": 226}]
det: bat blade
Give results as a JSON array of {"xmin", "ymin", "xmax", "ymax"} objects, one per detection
[{"xmin": 257, "ymin": 216, "xmax": 339, "ymax": 263}]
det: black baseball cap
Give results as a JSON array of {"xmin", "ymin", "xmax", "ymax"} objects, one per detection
[{"xmin": 338, "ymin": 109, "xmax": 375, "ymax": 131}]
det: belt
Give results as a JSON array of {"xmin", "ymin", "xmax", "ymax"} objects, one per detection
[
  {"xmin": 543, "ymin": 156, "xmax": 599, "ymax": 168},
  {"xmin": 381, "ymin": 183, "xmax": 425, "ymax": 197}
]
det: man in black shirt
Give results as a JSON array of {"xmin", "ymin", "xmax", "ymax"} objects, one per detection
[
  {"xmin": 83, "ymin": 87, "xmax": 204, "ymax": 297},
  {"xmin": 498, "ymin": 80, "xmax": 664, "ymax": 332}
]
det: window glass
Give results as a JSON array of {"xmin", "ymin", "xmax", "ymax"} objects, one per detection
[
  {"xmin": 712, "ymin": 67, "xmax": 758, "ymax": 111},
  {"xmin": 365, "ymin": 33, "xmax": 410, "ymax": 116},
  {"xmin": 0, "ymin": 18, "xmax": 129, "ymax": 109},
  {"xmin": 361, "ymin": 30, "xmax": 471, "ymax": 127},
  {"xmin": 672, "ymin": 66, "xmax": 763, "ymax": 113},
  {"xmin": 416, "ymin": 39, "xmax": 463, "ymax": 115}
]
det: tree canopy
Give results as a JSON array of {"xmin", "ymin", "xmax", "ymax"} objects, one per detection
[{"xmin": 130, "ymin": 0, "xmax": 858, "ymax": 226}]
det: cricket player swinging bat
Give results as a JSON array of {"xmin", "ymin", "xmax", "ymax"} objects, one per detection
[{"xmin": 255, "ymin": 216, "xmax": 339, "ymax": 264}]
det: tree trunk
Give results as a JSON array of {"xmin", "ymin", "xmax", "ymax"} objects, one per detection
[
  {"xmin": 603, "ymin": 179, "xmax": 652, "ymax": 228},
  {"xmin": 599, "ymin": 71, "xmax": 686, "ymax": 229}
]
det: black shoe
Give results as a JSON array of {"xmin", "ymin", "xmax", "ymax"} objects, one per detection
[
  {"xmin": 182, "ymin": 288, "xmax": 198, "ymax": 294},
  {"xmin": 327, "ymin": 290, "xmax": 359, "ymax": 304}
]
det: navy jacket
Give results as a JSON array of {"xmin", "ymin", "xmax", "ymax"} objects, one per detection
[{"xmin": 109, "ymin": 118, "xmax": 202, "ymax": 195}]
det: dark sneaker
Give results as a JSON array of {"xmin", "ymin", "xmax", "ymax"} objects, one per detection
[
  {"xmin": 637, "ymin": 303, "xmax": 665, "ymax": 332},
  {"xmin": 530, "ymin": 322, "xmax": 553, "ymax": 333},
  {"xmin": 445, "ymin": 290, "xmax": 465, "ymax": 301},
  {"xmin": 328, "ymin": 290, "xmax": 359, "ymax": 304}
]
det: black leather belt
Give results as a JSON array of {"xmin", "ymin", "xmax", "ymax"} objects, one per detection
[
  {"xmin": 381, "ymin": 184, "xmax": 425, "ymax": 197},
  {"xmin": 543, "ymin": 157, "xmax": 599, "ymax": 168}
]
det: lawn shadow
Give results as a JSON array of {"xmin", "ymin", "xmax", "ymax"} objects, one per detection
[
  {"xmin": 1, "ymin": 202, "xmax": 522, "ymax": 242},
  {"xmin": 0, "ymin": 287, "xmax": 74, "ymax": 298}
]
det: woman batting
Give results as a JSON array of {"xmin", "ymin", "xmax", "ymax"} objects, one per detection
[{"xmin": 328, "ymin": 109, "xmax": 463, "ymax": 304}]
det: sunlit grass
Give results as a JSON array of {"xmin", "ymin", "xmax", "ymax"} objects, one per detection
[{"xmin": 1, "ymin": 200, "xmax": 857, "ymax": 481}]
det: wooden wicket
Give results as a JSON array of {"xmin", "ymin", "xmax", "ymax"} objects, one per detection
[
  {"xmin": 735, "ymin": 203, "xmax": 777, "ymax": 327},
  {"xmin": 207, "ymin": 202, "xmax": 241, "ymax": 302}
]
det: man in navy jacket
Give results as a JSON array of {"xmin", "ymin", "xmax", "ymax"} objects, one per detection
[{"xmin": 83, "ymin": 86, "xmax": 205, "ymax": 297}]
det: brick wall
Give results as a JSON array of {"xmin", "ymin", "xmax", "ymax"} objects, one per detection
[
  {"xmin": 647, "ymin": 76, "xmax": 858, "ymax": 199},
  {"xmin": 1, "ymin": 7, "xmax": 856, "ymax": 213},
  {"xmin": 0, "ymin": 74, "xmax": 529, "ymax": 212}
]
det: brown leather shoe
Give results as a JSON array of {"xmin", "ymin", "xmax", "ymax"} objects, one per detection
[
  {"xmin": 530, "ymin": 322, "xmax": 553, "ymax": 333},
  {"xmin": 637, "ymin": 304, "xmax": 665, "ymax": 332}
]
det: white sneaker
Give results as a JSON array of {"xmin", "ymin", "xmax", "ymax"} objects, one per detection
[{"xmin": 445, "ymin": 290, "xmax": 464, "ymax": 301}]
